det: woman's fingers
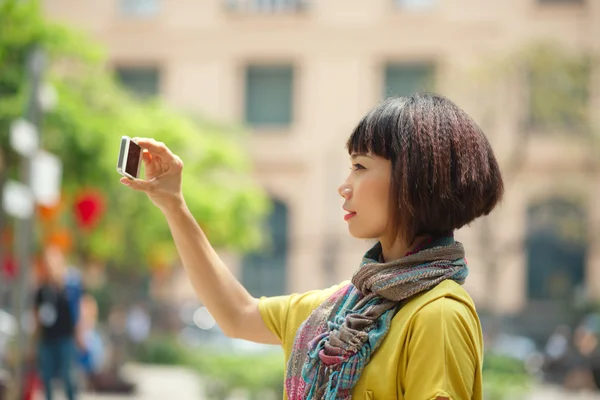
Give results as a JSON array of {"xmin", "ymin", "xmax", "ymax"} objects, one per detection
[
  {"xmin": 120, "ymin": 177, "xmax": 155, "ymax": 192},
  {"xmin": 120, "ymin": 139, "xmax": 184, "ymax": 209},
  {"xmin": 134, "ymin": 138, "xmax": 175, "ymax": 159},
  {"xmin": 142, "ymin": 151, "xmax": 161, "ymax": 178},
  {"xmin": 142, "ymin": 149, "xmax": 153, "ymax": 164}
]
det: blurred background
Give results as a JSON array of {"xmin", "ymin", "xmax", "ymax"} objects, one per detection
[{"xmin": 1, "ymin": 0, "xmax": 600, "ymax": 399}]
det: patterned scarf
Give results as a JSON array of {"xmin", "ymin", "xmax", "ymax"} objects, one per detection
[{"xmin": 285, "ymin": 237, "xmax": 468, "ymax": 400}]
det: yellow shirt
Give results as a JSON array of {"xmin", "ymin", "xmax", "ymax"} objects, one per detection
[{"xmin": 259, "ymin": 280, "xmax": 483, "ymax": 400}]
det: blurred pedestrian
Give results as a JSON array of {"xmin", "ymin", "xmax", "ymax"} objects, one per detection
[
  {"xmin": 32, "ymin": 246, "xmax": 81, "ymax": 400},
  {"xmin": 583, "ymin": 312, "xmax": 600, "ymax": 390},
  {"xmin": 107, "ymin": 305, "xmax": 128, "ymax": 370},
  {"xmin": 77, "ymin": 294, "xmax": 105, "ymax": 379},
  {"xmin": 561, "ymin": 324, "xmax": 598, "ymax": 391},
  {"xmin": 543, "ymin": 324, "xmax": 573, "ymax": 384},
  {"xmin": 126, "ymin": 303, "xmax": 151, "ymax": 357},
  {"xmin": 122, "ymin": 93, "xmax": 504, "ymax": 399}
]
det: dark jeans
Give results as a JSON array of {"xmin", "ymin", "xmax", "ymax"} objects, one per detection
[{"xmin": 38, "ymin": 337, "xmax": 77, "ymax": 400}]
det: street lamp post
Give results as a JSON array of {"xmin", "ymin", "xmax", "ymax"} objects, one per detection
[
  {"xmin": 3, "ymin": 46, "xmax": 62, "ymax": 400},
  {"xmin": 9, "ymin": 46, "xmax": 44, "ymax": 400}
]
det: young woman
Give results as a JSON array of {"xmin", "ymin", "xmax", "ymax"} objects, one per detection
[{"xmin": 121, "ymin": 93, "xmax": 504, "ymax": 400}]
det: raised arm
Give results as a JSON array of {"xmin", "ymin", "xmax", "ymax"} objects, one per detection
[{"xmin": 120, "ymin": 138, "xmax": 278, "ymax": 344}]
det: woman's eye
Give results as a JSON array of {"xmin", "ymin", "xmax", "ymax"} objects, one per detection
[{"xmin": 351, "ymin": 163, "xmax": 365, "ymax": 171}]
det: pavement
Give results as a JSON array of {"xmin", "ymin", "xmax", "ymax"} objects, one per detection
[
  {"xmin": 44, "ymin": 364, "xmax": 206, "ymax": 400},
  {"xmin": 85, "ymin": 364, "xmax": 205, "ymax": 400},
  {"xmin": 526, "ymin": 385, "xmax": 600, "ymax": 400},
  {"xmin": 39, "ymin": 364, "xmax": 600, "ymax": 400}
]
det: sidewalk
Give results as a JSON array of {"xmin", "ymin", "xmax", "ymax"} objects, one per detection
[
  {"xmin": 527, "ymin": 384, "xmax": 600, "ymax": 400},
  {"xmin": 45, "ymin": 366, "xmax": 600, "ymax": 400},
  {"xmin": 80, "ymin": 379, "xmax": 599, "ymax": 400},
  {"xmin": 80, "ymin": 364, "xmax": 205, "ymax": 400}
]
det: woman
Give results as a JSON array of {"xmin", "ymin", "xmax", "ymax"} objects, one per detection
[{"xmin": 121, "ymin": 93, "xmax": 504, "ymax": 399}]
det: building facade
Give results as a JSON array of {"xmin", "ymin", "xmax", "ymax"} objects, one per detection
[{"xmin": 42, "ymin": 0, "xmax": 600, "ymax": 328}]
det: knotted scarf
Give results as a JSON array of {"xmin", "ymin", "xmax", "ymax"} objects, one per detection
[{"xmin": 285, "ymin": 237, "xmax": 468, "ymax": 400}]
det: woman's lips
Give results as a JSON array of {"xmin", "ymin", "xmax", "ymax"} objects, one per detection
[{"xmin": 344, "ymin": 212, "xmax": 357, "ymax": 221}]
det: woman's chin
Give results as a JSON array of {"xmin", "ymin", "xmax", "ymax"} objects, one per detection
[{"xmin": 347, "ymin": 226, "xmax": 377, "ymax": 240}]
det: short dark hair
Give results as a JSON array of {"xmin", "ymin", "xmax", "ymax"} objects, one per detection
[{"xmin": 346, "ymin": 93, "xmax": 504, "ymax": 242}]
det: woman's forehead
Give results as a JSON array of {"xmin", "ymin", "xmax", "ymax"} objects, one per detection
[{"xmin": 350, "ymin": 152, "xmax": 374, "ymax": 159}]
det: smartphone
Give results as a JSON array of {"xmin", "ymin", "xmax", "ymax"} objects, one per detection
[{"xmin": 116, "ymin": 136, "xmax": 143, "ymax": 179}]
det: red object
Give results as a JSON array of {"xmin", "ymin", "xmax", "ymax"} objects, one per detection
[
  {"xmin": 23, "ymin": 366, "xmax": 40, "ymax": 400},
  {"xmin": 2, "ymin": 255, "xmax": 16, "ymax": 280},
  {"xmin": 73, "ymin": 190, "xmax": 105, "ymax": 230}
]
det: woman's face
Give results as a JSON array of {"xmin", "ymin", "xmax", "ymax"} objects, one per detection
[{"xmin": 338, "ymin": 153, "xmax": 392, "ymax": 240}]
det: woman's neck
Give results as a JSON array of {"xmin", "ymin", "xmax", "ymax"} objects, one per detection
[{"xmin": 379, "ymin": 235, "xmax": 429, "ymax": 262}]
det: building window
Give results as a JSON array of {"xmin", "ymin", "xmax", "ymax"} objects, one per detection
[
  {"xmin": 394, "ymin": 0, "xmax": 437, "ymax": 11},
  {"xmin": 241, "ymin": 199, "xmax": 288, "ymax": 297},
  {"xmin": 120, "ymin": 0, "xmax": 160, "ymax": 17},
  {"xmin": 526, "ymin": 198, "xmax": 586, "ymax": 301},
  {"xmin": 115, "ymin": 67, "xmax": 160, "ymax": 99},
  {"xmin": 527, "ymin": 56, "xmax": 590, "ymax": 132},
  {"xmin": 384, "ymin": 63, "xmax": 435, "ymax": 98},
  {"xmin": 225, "ymin": 0, "xmax": 309, "ymax": 13},
  {"xmin": 245, "ymin": 65, "xmax": 293, "ymax": 127}
]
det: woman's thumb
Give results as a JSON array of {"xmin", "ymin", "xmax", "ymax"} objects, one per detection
[{"xmin": 120, "ymin": 177, "xmax": 153, "ymax": 192}]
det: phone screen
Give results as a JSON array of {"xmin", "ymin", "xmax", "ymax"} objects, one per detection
[{"xmin": 125, "ymin": 140, "xmax": 142, "ymax": 177}]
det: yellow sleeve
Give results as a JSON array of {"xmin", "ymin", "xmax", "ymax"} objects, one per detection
[
  {"xmin": 403, "ymin": 297, "xmax": 481, "ymax": 400},
  {"xmin": 258, "ymin": 282, "xmax": 350, "ymax": 346},
  {"xmin": 258, "ymin": 294, "xmax": 293, "ymax": 344}
]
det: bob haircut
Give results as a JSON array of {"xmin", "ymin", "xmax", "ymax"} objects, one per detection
[{"xmin": 346, "ymin": 93, "xmax": 504, "ymax": 243}]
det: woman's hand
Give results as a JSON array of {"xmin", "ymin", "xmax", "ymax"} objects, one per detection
[{"xmin": 120, "ymin": 138, "xmax": 185, "ymax": 212}]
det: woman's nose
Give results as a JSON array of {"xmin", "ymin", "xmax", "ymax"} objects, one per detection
[{"xmin": 338, "ymin": 183, "xmax": 352, "ymax": 199}]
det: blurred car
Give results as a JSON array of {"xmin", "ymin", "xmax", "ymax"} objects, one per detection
[
  {"xmin": 177, "ymin": 302, "xmax": 280, "ymax": 354},
  {"xmin": 489, "ymin": 332, "xmax": 545, "ymax": 375},
  {"xmin": 491, "ymin": 333, "xmax": 538, "ymax": 361}
]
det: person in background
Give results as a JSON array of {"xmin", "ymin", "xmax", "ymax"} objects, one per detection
[
  {"xmin": 563, "ymin": 323, "xmax": 599, "ymax": 391},
  {"xmin": 126, "ymin": 304, "xmax": 151, "ymax": 347},
  {"xmin": 77, "ymin": 294, "xmax": 105, "ymax": 381},
  {"xmin": 543, "ymin": 324, "xmax": 573, "ymax": 384},
  {"xmin": 32, "ymin": 246, "xmax": 82, "ymax": 400}
]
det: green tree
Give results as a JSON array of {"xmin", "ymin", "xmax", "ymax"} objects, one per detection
[
  {"xmin": 526, "ymin": 44, "xmax": 592, "ymax": 134},
  {"xmin": 0, "ymin": 0, "xmax": 269, "ymax": 270},
  {"xmin": 464, "ymin": 42, "xmax": 598, "ymax": 312}
]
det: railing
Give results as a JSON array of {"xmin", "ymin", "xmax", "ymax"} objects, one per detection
[{"xmin": 224, "ymin": 0, "xmax": 309, "ymax": 14}]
